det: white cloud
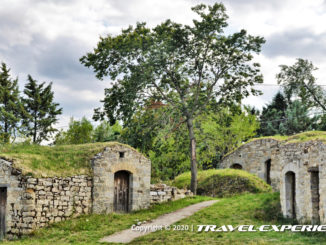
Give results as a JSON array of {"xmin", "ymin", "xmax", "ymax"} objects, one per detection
[{"xmin": 1, "ymin": 0, "xmax": 326, "ymax": 129}]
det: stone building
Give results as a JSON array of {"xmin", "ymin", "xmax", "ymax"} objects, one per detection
[
  {"xmin": 220, "ymin": 137, "xmax": 326, "ymax": 224},
  {"xmin": 0, "ymin": 142, "xmax": 192, "ymax": 239},
  {"xmin": 0, "ymin": 143, "xmax": 150, "ymax": 238},
  {"xmin": 91, "ymin": 143, "xmax": 151, "ymax": 213}
]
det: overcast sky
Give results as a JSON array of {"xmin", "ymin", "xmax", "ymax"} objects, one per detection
[{"xmin": 1, "ymin": 0, "xmax": 326, "ymax": 129}]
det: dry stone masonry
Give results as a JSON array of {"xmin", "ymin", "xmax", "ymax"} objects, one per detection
[
  {"xmin": 0, "ymin": 143, "xmax": 192, "ymax": 239},
  {"xmin": 220, "ymin": 138, "xmax": 326, "ymax": 224},
  {"xmin": 150, "ymin": 184, "xmax": 193, "ymax": 204}
]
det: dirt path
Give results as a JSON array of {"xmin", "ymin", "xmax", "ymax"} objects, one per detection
[{"xmin": 99, "ymin": 200, "xmax": 218, "ymax": 244}]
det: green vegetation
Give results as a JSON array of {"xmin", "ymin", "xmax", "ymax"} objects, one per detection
[
  {"xmin": 0, "ymin": 142, "xmax": 133, "ymax": 177},
  {"xmin": 0, "ymin": 62, "xmax": 62, "ymax": 144},
  {"xmin": 2, "ymin": 196, "xmax": 212, "ymax": 245},
  {"xmin": 22, "ymin": 75, "xmax": 62, "ymax": 144},
  {"xmin": 81, "ymin": 2, "xmax": 265, "ymax": 194},
  {"xmin": 55, "ymin": 119, "xmax": 122, "ymax": 145},
  {"xmin": 225, "ymin": 131, "xmax": 326, "ymax": 159},
  {"xmin": 252, "ymin": 131, "xmax": 326, "ymax": 144},
  {"xmin": 123, "ymin": 104, "xmax": 259, "ymax": 182},
  {"xmin": 4, "ymin": 193, "xmax": 326, "ymax": 244},
  {"xmin": 171, "ymin": 169, "xmax": 271, "ymax": 197},
  {"xmin": 0, "ymin": 62, "xmax": 21, "ymax": 143},
  {"xmin": 132, "ymin": 193, "xmax": 326, "ymax": 245}
]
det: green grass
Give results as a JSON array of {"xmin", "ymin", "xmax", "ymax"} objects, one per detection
[
  {"xmin": 249, "ymin": 131, "xmax": 326, "ymax": 144},
  {"xmin": 4, "ymin": 193, "xmax": 326, "ymax": 245},
  {"xmin": 2, "ymin": 196, "xmax": 212, "ymax": 245},
  {"xmin": 225, "ymin": 131, "xmax": 326, "ymax": 158},
  {"xmin": 171, "ymin": 169, "xmax": 272, "ymax": 197},
  {"xmin": 132, "ymin": 193, "xmax": 326, "ymax": 245},
  {"xmin": 0, "ymin": 142, "xmax": 136, "ymax": 177}
]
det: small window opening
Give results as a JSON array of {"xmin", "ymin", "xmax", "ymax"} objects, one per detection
[{"xmin": 119, "ymin": 152, "xmax": 125, "ymax": 158}]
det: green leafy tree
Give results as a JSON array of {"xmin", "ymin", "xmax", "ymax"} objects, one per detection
[
  {"xmin": 0, "ymin": 62, "xmax": 23, "ymax": 143},
  {"xmin": 277, "ymin": 58, "xmax": 326, "ymax": 111},
  {"xmin": 93, "ymin": 121, "xmax": 122, "ymax": 142},
  {"xmin": 55, "ymin": 117, "xmax": 93, "ymax": 145},
  {"xmin": 149, "ymin": 106, "xmax": 259, "ymax": 180},
  {"xmin": 81, "ymin": 3, "xmax": 265, "ymax": 193},
  {"xmin": 22, "ymin": 75, "xmax": 62, "ymax": 144}
]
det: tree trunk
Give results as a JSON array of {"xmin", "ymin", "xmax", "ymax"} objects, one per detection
[
  {"xmin": 186, "ymin": 117, "xmax": 197, "ymax": 195},
  {"xmin": 33, "ymin": 117, "xmax": 37, "ymax": 143}
]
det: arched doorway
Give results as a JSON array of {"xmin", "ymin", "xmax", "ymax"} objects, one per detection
[
  {"xmin": 265, "ymin": 159, "xmax": 271, "ymax": 185},
  {"xmin": 114, "ymin": 171, "xmax": 130, "ymax": 212},
  {"xmin": 285, "ymin": 171, "xmax": 296, "ymax": 219},
  {"xmin": 310, "ymin": 169, "xmax": 320, "ymax": 224},
  {"xmin": 230, "ymin": 163, "xmax": 242, "ymax": 170}
]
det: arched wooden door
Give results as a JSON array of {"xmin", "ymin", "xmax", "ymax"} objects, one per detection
[{"xmin": 114, "ymin": 171, "xmax": 130, "ymax": 212}]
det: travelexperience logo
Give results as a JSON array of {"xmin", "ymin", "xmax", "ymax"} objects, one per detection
[{"xmin": 197, "ymin": 225, "xmax": 326, "ymax": 232}]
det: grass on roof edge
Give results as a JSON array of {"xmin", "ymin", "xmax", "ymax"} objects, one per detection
[
  {"xmin": 0, "ymin": 141, "xmax": 139, "ymax": 178},
  {"xmin": 224, "ymin": 130, "xmax": 326, "ymax": 159}
]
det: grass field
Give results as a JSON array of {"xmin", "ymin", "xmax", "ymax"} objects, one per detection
[
  {"xmin": 132, "ymin": 193, "xmax": 326, "ymax": 245},
  {"xmin": 3, "ymin": 193, "xmax": 326, "ymax": 245},
  {"xmin": 0, "ymin": 142, "xmax": 134, "ymax": 177}
]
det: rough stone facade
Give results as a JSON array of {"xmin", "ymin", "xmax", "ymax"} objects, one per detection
[
  {"xmin": 0, "ymin": 159, "xmax": 92, "ymax": 236},
  {"xmin": 0, "ymin": 143, "xmax": 153, "ymax": 238},
  {"xmin": 150, "ymin": 184, "xmax": 193, "ymax": 204},
  {"xmin": 220, "ymin": 138, "xmax": 326, "ymax": 224},
  {"xmin": 220, "ymin": 139, "xmax": 280, "ymax": 190},
  {"xmin": 0, "ymin": 143, "xmax": 194, "ymax": 238},
  {"xmin": 92, "ymin": 144, "xmax": 151, "ymax": 213}
]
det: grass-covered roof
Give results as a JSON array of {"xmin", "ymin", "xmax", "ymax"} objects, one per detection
[
  {"xmin": 224, "ymin": 131, "xmax": 326, "ymax": 158},
  {"xmin": 0, "ymin": 142, "xmax": 136, "ymax": 177}
]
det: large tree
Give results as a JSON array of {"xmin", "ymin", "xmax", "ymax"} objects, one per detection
[
  {"xmin": 81, "ymin": 3, "xmax": 265, "ymax": 193},
  {"xmin": 0, "ymin": 62, "xmax": 22, "ymax": 143},
  {"xmin": 22, "ymin": 75, "xmax": 62, "ymax": 144},
  {"xmin": 277, "ymin": 58, "xmax": 326, "ymax": 111}
]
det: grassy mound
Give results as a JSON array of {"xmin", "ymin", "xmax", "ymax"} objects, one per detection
[
  {"xmin": 0, "ymin": 142, "xmax": 136, "ymax": 177},
  {"xmin": 172, "ymin": 169, "xmax": 272, "ymax": 197}
]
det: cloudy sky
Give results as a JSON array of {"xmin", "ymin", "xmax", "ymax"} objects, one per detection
[{"xmin": 1, "ymin": 0, "xmax": 326, "ymax": 129}]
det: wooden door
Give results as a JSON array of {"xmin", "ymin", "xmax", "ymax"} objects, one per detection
[
  {"xmin": 0, "ymin": 187, "xmax": 7, "ymax": 240},
  {"xmin": 114, "ymin": 171, "xmax": 129, "ymax": 212}
]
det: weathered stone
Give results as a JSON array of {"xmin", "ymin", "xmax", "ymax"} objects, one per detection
[{"xmin": 220, "ymin": 138, "xmax": 326, "ymax": 224}]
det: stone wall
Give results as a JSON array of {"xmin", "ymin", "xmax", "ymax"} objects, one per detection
[
  {"xmin": 278, "ymin": 141, "xmax": 326, "ymax": 224},
  {"xmin": 92, "ymin": 144, "xmax": 151, "ymax": 213},
  {"xmin": 220, "ymin": 138, "xmax": 326, "ymax": 224},
  {"xmin": 0, "ymin": 143, "xmax": 199, "ymax": 238},
  {"xmin": 150, "ymin": 184, "xmax": 193, "ymax": 204},
  {"xmin": 0, "ymin": 159, "xmax": 92, "ymax": 237},
  {"xmin": 220, "ymin": 138, "xmax": 280, "ymax": 190}
]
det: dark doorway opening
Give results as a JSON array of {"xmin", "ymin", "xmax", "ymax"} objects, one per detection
[
  {"xmin": 265, "ymin": 159, "xmax": 271, "ymax": 185},
  {"xmin": 230, "ymin": 163, "xmax": 242, "ymax": 170},
  {"xmin": 310, "ymin": 170, "xmax": 320, "ymax": 224},
  {"xmin": 0, "ymin": 187, "xmax": 7, "ymax": 240},
  {"xmin": 114, "ymin": 171, "xmax": 130, "ymax": 213},
  {"xmin": 285, "ymin": 171, "xmax": 296, "ymax": 219}
]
